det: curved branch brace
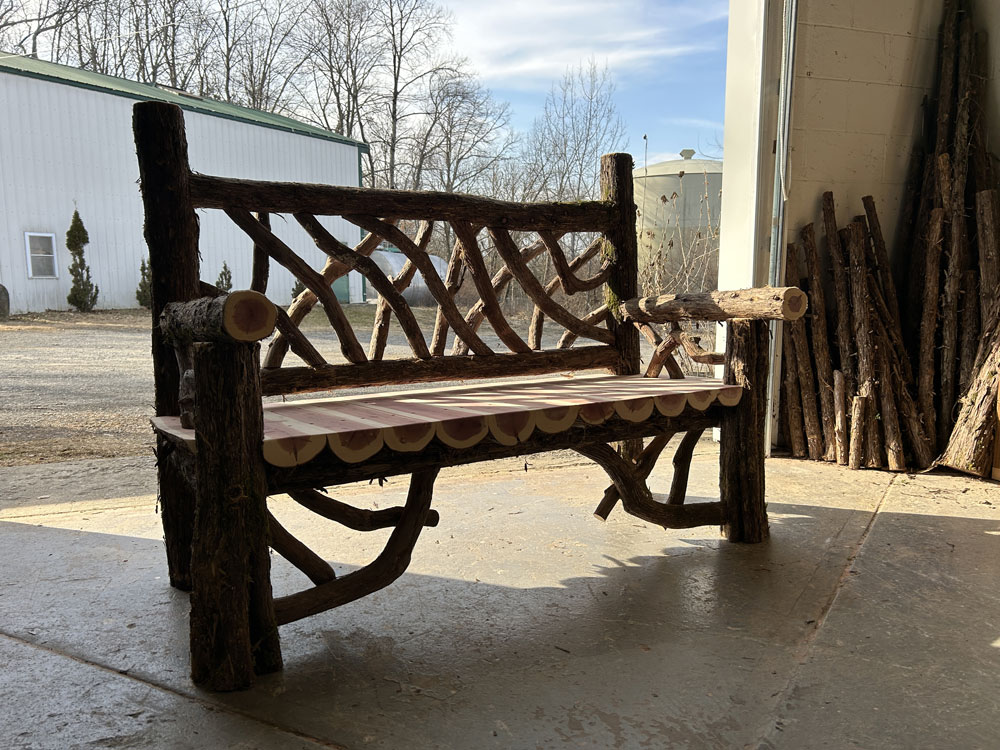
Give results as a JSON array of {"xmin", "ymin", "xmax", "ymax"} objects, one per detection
[
  {"xmin": 453, "ymin": 235, "xmax": 556, "ymax": 355},
  {"xmin": 538, "ymin": 230, "xmax": 612, "ymax": 294},
  {"xmin": 226, "ymin": 208, "xmax": 367, "ymax": 363},
  {"xmin": 592, "ymin": 431, "xmax": 674, "ymax": 520},
  {"xmin": 452, "ymin": 221, "xmax": 532, "ymax": 353},
  {"xmin": 295, "ymin": 212, "xmax": 431, "ymax": 359},
  {"xmin": 265, "ymin": 222, "xmax": 390, "ymax": 368},
  {"xmin": 371, "ymin": 221, "xmax": 432, "ymax": 360},
  {"xmin": 268, "ymin": 512, "xmax": 337, "ymax": 585},
  {"xmin": 430, "ymin": 231, "xmax": 469, "ymax": 355},
  {"xmin": 490, "ymin": 227, "xmax": 615, "ymax": 346},
  {"xmin": 576, "ymin": 442, "xmax": 723, "ymax": 529},
  {"xmin": 288, "ymin": 488, "xmax": 441, "ymax": 531},
  {"xmin": 529, "ymin": 236, "xmax": 605, "ymax": 349},
  {"xmin": 274, "ymin": 469, "xmax": 440, "ymax": 625},
  {"xmin": 347, "ymin": 215, "xmax": 494, "ymax": 356},
  {"xmin": 669, "ymin": 324, "xmax": 725, "ymax": 366},
  {"xmin": 557, "ymin": 305, "xmax": 610, "ymax": 349},
  {"xmin": 634, "ymin": 321, "xmax": 684, "ymax": 379}
]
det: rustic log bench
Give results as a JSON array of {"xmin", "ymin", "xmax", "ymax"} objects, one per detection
[{"xmin": 134, "ymin": 101, "xmax": 807, "ymax": 691}]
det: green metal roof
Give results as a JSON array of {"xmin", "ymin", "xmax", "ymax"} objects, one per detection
[{"xmin": 0, "ymin": 53, "xmax": 368, "ymax": 152}]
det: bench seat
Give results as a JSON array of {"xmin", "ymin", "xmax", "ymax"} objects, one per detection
[{"xmin": 152, "ymin": 374, "xmax": 741, "ymax": 468}]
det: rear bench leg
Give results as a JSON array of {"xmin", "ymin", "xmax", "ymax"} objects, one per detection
[
  {"xmin": 189, "ymin": 341, "xmax": 282, "ymax": 691},
  {"xmin": 720, "ymin": 319, "xmax": 770, "ymax": 543}
]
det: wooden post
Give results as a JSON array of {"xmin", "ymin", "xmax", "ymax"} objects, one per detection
[
  {"xmin": 822, "ymin": 192, "xmax": 855, "ymax": 398},
  {"xmin": 134, "ymin": 101, "xmax": 201, "ymax": 590},
  {"xmin": 720, "ymin": 319, "xmax": 769, "ymax": 543},
  {"xmin": 601, "ymin": 153, "xmax": 640, "ymax": 458},
  {"xmin": 798, "ymin": 230, "xmax": 836, "ymax": 460},
  {"xmin": 189, "ymin": 342, "xmax": 282, "ymax": 690},
  {"xmin": 833, "ymin": 370, "xmax": 848, "ymax": 465}
]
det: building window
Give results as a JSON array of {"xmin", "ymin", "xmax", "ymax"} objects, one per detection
[{"xmin": 25, "ymin": 232, "xmax": 58, "ymax": 278}]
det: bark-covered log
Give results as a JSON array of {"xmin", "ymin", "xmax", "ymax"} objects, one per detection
[
  {"xmin": 976, "ymin": 190, "xmax": 1000, "ymax": 330},
  {"xmin": 833, "ymin": 370, "xmax": 848, "ymax": 465},
  {"xmin": 849, "ymin": 396, "xmax": 867, "ymax": 470},
  {"xmin": 134, "ymin": 102, "xmax": 203, "ymax": 590},
  {"xmin": 844, "ymin": 222, "xmax": 883, "ymax": 468},
  {"xmin": 919, "ymin": 208, "xmax": 945, "ymax": 446},
  {"xmin": 161, "ymin": 291, "xmax": 277, "ymax": 344},
  {"xmin": 288, "ymin": 488, "xmax": 440, "ymax": 531},
  {"xmin": 260, "ymin": 346, "xmax": 623, "ymax": 396},
  {"xmin": 799, "ymin": 228, "xmax": 836, "ymax": 460},
  {"xmin": 822, "ymin": 191, "xmax": 856, "ymax": 397},
  {"xmin": 862, "ymin": 196, "xmax": 903, "ymax": 338},
  {"xmin": 189, "ymin": 342, "xmax": 281, "ymax": 690},
  {"xmin": 782, "ymin": 322, "xmax": 807, "ymax": 458},
  {"xmin": 720, "ymin": 319, "xmax": 769, "ymax": 542},
  {"xmin": 938, "ymin": 313, "xmax": 1000, "ymax": 477},
  {"xmin": 875, "ymin": 337, "xmax": 906, "ymax": 471},
  {"xmin": 621, "ymin": 286, "xmax": 807, "ymax": 323},
  {"xmin": 959, "ymin": 270, "xmax": 980, "ymax": 395},
  {"xmin": 430, "ymin": 231, "xmax": 465, "ymax": 356},
  {"xmin": 189, "ymin": 173, "xmax": 614, "ymax": 232},
  {"xmin": 939, "ymin": 17, "xmax": 975, "ymax": 445},
  {"xmin": 873, "ymin": 314, "xmax": 935, "ymax": 469},
  {"xmin": 786, "ymin": 246, "xmax": 823, "ymax": 460}
]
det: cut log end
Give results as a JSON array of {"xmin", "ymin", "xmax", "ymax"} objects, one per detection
[{"xmin": 225, "ymin": 290, "xmax": 278, "ymax": 342}]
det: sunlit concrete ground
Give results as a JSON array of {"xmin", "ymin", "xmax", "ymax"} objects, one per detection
[{"xmin": 2, "ymin": 446, "xmax": 998, "ymax": 749}]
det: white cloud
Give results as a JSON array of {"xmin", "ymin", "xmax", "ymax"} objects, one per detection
[{"xmin": 444, "ymin": 0, "xmax": 728, "ymax": 91}]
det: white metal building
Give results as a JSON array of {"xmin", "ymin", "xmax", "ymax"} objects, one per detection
[{"xmin": 0, "ymin": 54, "xmax": 369, "ymax": 315}]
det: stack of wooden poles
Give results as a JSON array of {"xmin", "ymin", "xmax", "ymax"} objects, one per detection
[
  {"xmin": 781, "ymin": 0, "xmax": 1000, "ymax": 478},
  {"xmin": 780, "ymin": 194, "xmax": 933, "ymax": 471}
]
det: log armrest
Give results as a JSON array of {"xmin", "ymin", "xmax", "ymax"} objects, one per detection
[
  {"xmin": 619, "ymin": 286, "xmax": 807, "ymax": 324},
  {"xmin": 160, "ymin": 290, "xmax": 278, "ymax": 345},
  {"xmin": 159, "ymin": 290, "xmax": 277, "ymax": 428}
]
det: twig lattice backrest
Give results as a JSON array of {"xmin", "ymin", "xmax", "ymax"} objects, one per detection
[{"xmin": 189, "ymin": 173, "xmax": 633, "ymax": 397}]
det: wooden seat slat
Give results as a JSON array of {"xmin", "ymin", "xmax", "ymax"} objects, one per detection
[{"xmin": 152, "ymin": 374, "xmax": 740, "ymax": 467}]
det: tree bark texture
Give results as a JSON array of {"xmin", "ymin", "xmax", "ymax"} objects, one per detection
[
  {"xmin": 133, "ymin": 101, "xmax": 202, "ymax": 590},
  {"xmin": 189, "ymin": 342, "xmax": 281, "ymax": 691},
  {"xmin": 822, "ymin": 191, "xmax": 856, "ymax": 397},
  {"xmin": 799, "ymin": 226, "xmax": 837, "ymax": 460},
  {"xmin": 720, "ymin": 319, "xmax": 769, "ymax": 543},
  {"xmin": 622, "ymin": 286, "xmax": 807, "ymax": 323}
]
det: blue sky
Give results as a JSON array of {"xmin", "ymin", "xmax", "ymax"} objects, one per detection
[{"xmin": 447, "ymin": 0, "xmax": 729, "ymax": 166}]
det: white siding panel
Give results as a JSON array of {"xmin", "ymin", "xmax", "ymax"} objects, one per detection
[{"xmin": 0, "ymin": 74, "xmax": 362, "ymax": 314}]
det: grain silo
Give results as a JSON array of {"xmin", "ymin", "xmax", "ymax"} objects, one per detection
[{"xmin": 633, "ymin": 149, "xmax": 723, "ymax": 295}]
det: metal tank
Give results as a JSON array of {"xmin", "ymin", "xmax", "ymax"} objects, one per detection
[{"xmin": 633, "ymin": 149, "xmax": 723, "ymax": 295}]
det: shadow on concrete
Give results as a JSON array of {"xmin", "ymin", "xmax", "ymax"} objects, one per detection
[{"xmin": 2, "ymin": 495, "xmax": 998, "ymax": 748}]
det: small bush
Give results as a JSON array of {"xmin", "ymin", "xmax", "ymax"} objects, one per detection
[
  {"xmin": 66, "ymin": 210, "xmax": 99, "ymax": 312},
  {"xmin": 216, "ymin": 261, "xmax": 233, "ymax": 293},
  {"xmin": 291, "ymin": 279, "xmax": 306, "ymax": 301},
  {"xmin": 136, "ymin": 258, "xmax": 152, "ymax": 309}
]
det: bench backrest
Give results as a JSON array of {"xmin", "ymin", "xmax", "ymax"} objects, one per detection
[{"xmin": 134, "ymin": 102, "xmax": 639, "ymax": 417}]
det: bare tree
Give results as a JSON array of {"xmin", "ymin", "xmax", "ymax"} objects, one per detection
[
  {"xmin": 372, "ymin": 0, "xmax": 451, "ymax": 188},
  {"xmin": 526, "ymin": 59, "xmax": 628, "ymax": 201}
]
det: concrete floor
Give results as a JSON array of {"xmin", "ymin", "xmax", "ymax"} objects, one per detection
[{"xmin": 1, "ymin": 446, "xmax": 998, "ymax": 749}]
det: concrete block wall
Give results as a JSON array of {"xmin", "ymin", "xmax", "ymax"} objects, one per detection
[{"xmin": 786, "ymin": 0, "xmax": 945, "ymax": 261}]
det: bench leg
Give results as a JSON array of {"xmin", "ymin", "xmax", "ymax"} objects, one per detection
[
  {"xmin": 189, "ymin": 342, "xmax": 282, "ymax": 691},
  {"xmin": 156, "ymin": 435, "xmax": 195, "ymax": 591},
  {"xmin": 720, "ymin": 319, "xmax": 770, "ymax": 543}
]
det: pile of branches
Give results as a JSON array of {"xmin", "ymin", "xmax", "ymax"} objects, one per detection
[
  {"xmin": 780, "ymin": 0, "xmax": 1000, "ymax": 478},
  {"xmin": 780, "ymin": 195, "xmax": 933, "ymax": 471}
]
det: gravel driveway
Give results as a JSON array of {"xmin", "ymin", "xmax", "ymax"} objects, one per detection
[{"xmin": 1, "ymin": 306, "xmax": 615, "ymax": 467}]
